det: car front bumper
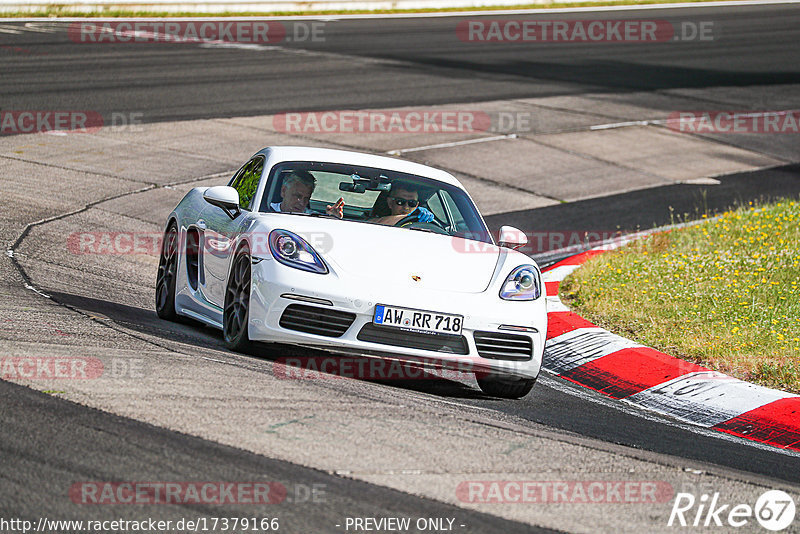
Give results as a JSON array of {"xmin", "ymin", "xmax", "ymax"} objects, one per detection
[{"xmin": 248, "ymin": 259, "xmax": 546, "ymax": 380}]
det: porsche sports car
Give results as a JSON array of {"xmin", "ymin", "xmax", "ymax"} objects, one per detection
[{"xmin": 156, "ymin": 146, "xmax": 546, "ymax": 398}]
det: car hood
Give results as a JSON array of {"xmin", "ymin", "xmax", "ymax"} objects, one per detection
[{"xmin": 260, "ymin": 215, "xmax": 501, "ymax": 293}]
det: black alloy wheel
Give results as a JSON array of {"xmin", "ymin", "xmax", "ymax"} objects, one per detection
[
  {"xmin": 223, "ymin": 248, "xmax": 253, "ymax": 352},
  {"xmin": 155, "ymin": 223, "xmax": 180, "ymax": 320}
]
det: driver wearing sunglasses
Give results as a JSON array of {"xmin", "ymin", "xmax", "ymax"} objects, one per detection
[{"xmin": 371, "ymin": 185, "xmax": 435, "ymax": 225}]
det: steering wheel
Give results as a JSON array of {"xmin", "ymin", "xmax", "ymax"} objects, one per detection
[{"xmin": 394, "ymin": 213, "xmax": 450, "ymax": 235}]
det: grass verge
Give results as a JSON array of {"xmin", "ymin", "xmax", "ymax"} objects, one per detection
[
  {"xmin": 560, "ymin": 199, "xmax": 800, "ymax": 394},
  {"xmin": 1, "ymin": 0, "xmax": 750, "ymax": 18}
]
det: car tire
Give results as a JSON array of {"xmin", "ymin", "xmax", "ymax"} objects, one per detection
[
  {"xmin": 223, "ymin": 246, "xmax": 253, "ymax": 353},
  {"xmin": 155, "ymin": 222, "xmax": 180, "ymax": 321},
  {"xmin": 476, "ymin": 374, "xmax": 536, "ymax": 399}
]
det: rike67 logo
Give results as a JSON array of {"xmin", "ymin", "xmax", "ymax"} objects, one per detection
[{"xmin": 668, "ymin": 489, "xmax": 796, "ymax": 530}]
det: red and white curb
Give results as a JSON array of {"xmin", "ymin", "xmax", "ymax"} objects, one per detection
[{"xmin": 542, "ymin": 249, "xmax": 800, "ymax": 452}]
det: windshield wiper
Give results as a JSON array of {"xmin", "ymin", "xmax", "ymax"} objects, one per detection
[{"xmin": 271, "ymin": 211, "xmax": 337, "ymax": 219}]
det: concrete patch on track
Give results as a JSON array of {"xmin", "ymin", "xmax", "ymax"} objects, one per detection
[
  {"xmin": 1, "ymin": 98, "xmax": 798, "ymax": 532},
  {"xmin": 409, "ymin": 136, "xmax": 672, "ymax": 202},
  {"xmin": 535, "ymin": 126, "xmax": 780, "ymax": 183}
]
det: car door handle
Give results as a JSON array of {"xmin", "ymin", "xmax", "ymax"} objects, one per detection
[{"xmin": 197, "ymin": 220, "xmax": 207, "ymax": 229}]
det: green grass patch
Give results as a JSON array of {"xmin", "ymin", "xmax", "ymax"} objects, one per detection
[
  {"xmin": 3, "ymin": 0, "xmax": 745, "ymax": 18},
  {"xmin": 560, "ymin": 199, "xmax": 800, "ymax": 394}
]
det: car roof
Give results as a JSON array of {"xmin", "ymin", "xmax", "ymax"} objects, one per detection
[{"xmin": 255, "ymin": 146, "xmax": 464, "ymax": 189}]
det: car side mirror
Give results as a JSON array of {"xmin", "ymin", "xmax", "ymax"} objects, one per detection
[
  {"xmin": 498, "ymin": 225, "xmax": 527, "ymax": 250},
  {"xmin": 203, "ymin": 186, "xmax": 241, "ymax": 219}
]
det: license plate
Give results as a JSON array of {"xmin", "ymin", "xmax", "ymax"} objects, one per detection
[{"xmin": 373, "ymin": 304, "xmax": 463, "ymax": 335}]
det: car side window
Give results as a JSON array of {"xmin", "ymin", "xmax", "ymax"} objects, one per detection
[
  {"xmin": 228, "ymin": 162, "xmax": 247, "ymax": 187},
  {"xmin": 426, "ymin": 192, "xmax": 448, "ymax": 223},
  {"xmin": 230, "ymin": 157, "xmax": 264, "ymax": 211},
  {"xmin": 440, "ymin": 190, "xmax": 469, "ymax": 232}
]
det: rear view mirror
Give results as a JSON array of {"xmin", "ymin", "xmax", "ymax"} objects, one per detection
[
  {"xmin": 374, "ymin": 175, "xmax": 392, "ymax": 191},
  {"xmin": 203, "ymin": 186, "xmax": 240, "ymax": 219},
  {"xmin": 339, "ymin": 182, "xmax": 366, "ymax": 193},
  {"xmin": 341, "ymin": 173, "xmax": 392, "ymax": 193}
]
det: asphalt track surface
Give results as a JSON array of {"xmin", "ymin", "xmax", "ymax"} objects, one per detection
[
  {"xmin": 2, "ymin": 3, "xmax": 800, "ymax": 531},
  {"xmin": 0, "ymin": 378, "xmax": 556, "ymax": 533},
  {"xmin": 0, "ymin": 4, "xmax": 798, "ymax": 122},
  {"xmin": 485, "ymin": 163, "xmax": 800, "ymax": 243}
]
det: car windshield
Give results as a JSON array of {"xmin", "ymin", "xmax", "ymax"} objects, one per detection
[{"xmin": 260, "ymin": 161, "xmax": 493, "ymax": 245}]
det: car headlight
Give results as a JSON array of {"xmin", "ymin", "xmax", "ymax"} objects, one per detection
[
  {"xmin": 499, "ymin": 265, "xmax": 541, "ymax": 300},
  {"xmin": 269, "ymin": 230, "xmax": 328, "ymax": 274}
]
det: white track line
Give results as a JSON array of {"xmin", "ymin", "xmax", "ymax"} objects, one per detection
[
  {"xmin": 590, "ymin": 119, "xmax": 663, "ymax": 130},
  {"xmin": 591, "ymin": 109, "xmax": 800, "ymax": 131},
  {"xmin": 387, "ymin": 133, "xmax": 516, "ymax": 156},
  {"xmin": 23, "ymin": 22, "xmax": 58, "ymax": 32}
]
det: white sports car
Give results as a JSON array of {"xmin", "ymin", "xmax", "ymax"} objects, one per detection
[{"xmin": 156, "ymin": 146, "xmax": 546, "ymax": 398}]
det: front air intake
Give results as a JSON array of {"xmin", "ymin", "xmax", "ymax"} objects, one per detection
[
  {"xmin": 279, "ymin": 304, "xmax": 356, "ymax": 338},
  {"xmin": 473, "ymin": 331, "xmax": 533, "ymax": 361},
  {"xmin": 357, "ymin": 323, "xmax": 468, "ymax": 354}
]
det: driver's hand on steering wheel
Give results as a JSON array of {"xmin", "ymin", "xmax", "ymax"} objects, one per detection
[{"xmin": 412, "ymin": 207, "xmax": 435, "ymax": 223}]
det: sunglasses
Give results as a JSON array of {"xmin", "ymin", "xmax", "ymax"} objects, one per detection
[{"xmin": 389, "ymin": 197, "xmax": 419, "ymax": 208}]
